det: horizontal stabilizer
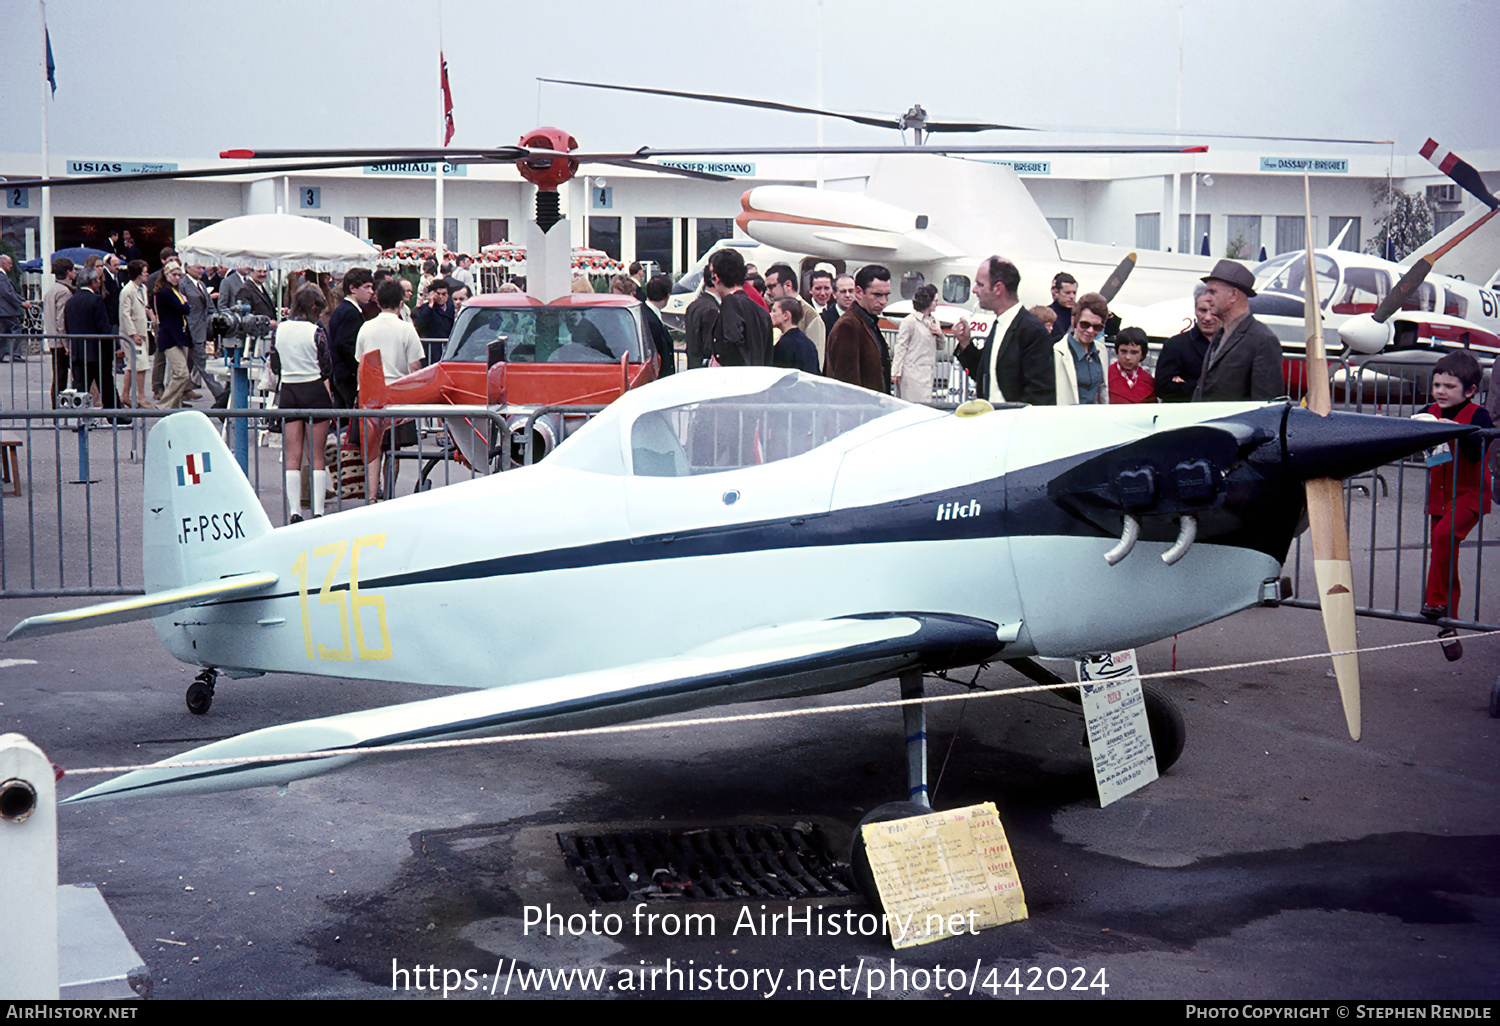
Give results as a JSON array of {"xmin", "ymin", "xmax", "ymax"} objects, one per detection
[
  {"xmin": 7, "ymin": 572, "xmax": 279, "ymax": 642},
  {"xmin": 61, "ymin": 613, "xmax": 1005, "ymax": 804}
]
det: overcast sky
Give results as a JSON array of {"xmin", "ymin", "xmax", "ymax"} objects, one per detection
[{"xmin": 2, "ymin": 0, "xmax": 1496, "ymax": 165}]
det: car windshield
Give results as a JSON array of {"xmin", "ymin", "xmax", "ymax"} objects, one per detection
[
  {"xmin": 1253, "ymin": 252, "xmax": 1338, "ymax": 307},
  {"xmin": 630, "ymin": 374, "xmax": 906, "ymax": 476},
  {"xmin": 444, "ymin": 306, "xmax": 644, "ymax": 364}
]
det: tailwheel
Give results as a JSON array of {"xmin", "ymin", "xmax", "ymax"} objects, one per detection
[
  {"xmin": 186, "ymin": 669, "xmax": 217, "ymax": 715},
  {"xmin": 1142, "ymin": 684, "xmax": 1185, "ymax": 772}
]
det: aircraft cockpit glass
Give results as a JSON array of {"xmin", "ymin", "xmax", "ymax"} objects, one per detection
[
  {"xmin": 1253, "ymin": 252, "xmax": 1338, "ymax": 307},
  {"xmin": 942, "ymin": 275, "xmax": 971, "ymax": 305},
  {"xmin": 631, "ymin": 375, "xmax": 906, "ymax": 477},
  {"xmin": 445, "ymin": 307, "xmax": 644, "ymax": 365},
  {"xmin": 900, "ymin": 271, "xmax": 926, "ymax": 299}
]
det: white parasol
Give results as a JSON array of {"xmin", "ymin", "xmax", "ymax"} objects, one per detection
[{"xmin": 176, "ymin": 213, "xmax": 380, "ymax": 273}]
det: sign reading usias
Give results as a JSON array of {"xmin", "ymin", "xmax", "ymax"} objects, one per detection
[{"xmin": 68, "ymin": 160, "xmax": 179, "ymax": 175}]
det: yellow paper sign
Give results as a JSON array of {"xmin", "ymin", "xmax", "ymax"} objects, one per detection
[{"xmin": 859, "ymin": 802, "xmax": 1027, "ymax": 949}]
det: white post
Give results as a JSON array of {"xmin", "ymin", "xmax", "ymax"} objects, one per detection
[
  {"xmin": 0, "ymin": 733, "xmax": 59, "ymax": 998},
  {"xmin": 1189, "ymin": 170, "xmax": 1200, "ymax": 255}
]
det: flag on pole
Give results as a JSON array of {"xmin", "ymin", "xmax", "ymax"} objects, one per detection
[
  {"xmin": 45, "ymin": 27, "xmax": 56, "ymax": 96},
  {"xmin": 440, "ymin": 52, "xmax": 454, "ymax": 146}
]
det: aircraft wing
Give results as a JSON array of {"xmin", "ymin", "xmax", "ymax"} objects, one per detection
[
  {"xmin": 6, "ymin": 572, "xmax": 279, "ymax": 642},
  {"xmin": 61, "ymin": 613, "xmax": 1007, "ymax": 805}
]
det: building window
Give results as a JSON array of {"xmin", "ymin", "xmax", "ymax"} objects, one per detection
[
  {"xmin": 589, "ymin": 216, "xmax": 621, "ymax": 260},
  {"xmin": 1434, "ymin": 209, "xmax": 1465, "ymax": 233},
  {"xmin": 1046, "ymin": 217, "xmax": 1072, "ymax": 241},
  {"xmin": 696, "ymin": 218, "xmax": 733, "ymax": 261},
  {"xmin": 634, "ymin": 217, "xmax": 673, "ymax": 273},
  {"xmin": 313, "ymin": 216, "xmax": 331, "ymax": 224},
  {"xmin": 1178, "ymin": 214, "xmax": 1210, "ymax": 256},
  {"xmin": 344, "ymin": 217, "xmax": 361, "ymax": 237},
  {"xmin": 477, "ymin": 219, "xmax": 508, "ymax": 248},
  {"xmin": 1274, "ymin": 215, "xmax": 1305, "ymax": 255},
  {"xmin": 1226, "ymin": 215, "xmax": 1261, "ymax": 260},
  {"xmin": 1135, "ymin": 213, "xmax": 1161, "ymax": 251},
  {"xmin": 187, "ymin": 218, "xmax": 221, "ymax": 235},
  {"xmin": 426, "ymin": 218, "xmax": 458, "ymax": 252},
  {"xmin": 1328, "ymin": 216, "xmax": 1360, "ymax": 251}
]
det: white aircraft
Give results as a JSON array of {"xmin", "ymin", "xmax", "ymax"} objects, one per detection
[{"xmin": 7, "ymin": 369, "xmax": 1466, "ymax": 810}]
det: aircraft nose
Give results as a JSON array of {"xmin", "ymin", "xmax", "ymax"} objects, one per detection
[{"xmin": 1281, "ymin": 406, "xmax": 1475, "ymax": 482}]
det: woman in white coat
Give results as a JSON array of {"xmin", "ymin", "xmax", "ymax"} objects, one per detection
[
  {"xmin": 117, "ymin": 260, "xmax": 154, "ymax": 408},
  {"xmin": 891, "ymin": 283, "xmax": 940, "ymax": 404}
]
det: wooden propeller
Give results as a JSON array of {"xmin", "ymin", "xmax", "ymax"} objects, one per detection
[{"xmin": 1301, "ymin": 174, "xmax": 1361, "ymax": 740}]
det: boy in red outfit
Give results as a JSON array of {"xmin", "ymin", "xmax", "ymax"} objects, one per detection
[
  {"xmin": 1107, "ymin": 327, "xmax": 1156, "ymax": 404},
  {"xmin": 1421, "ymin": 351, "xmax": 1493, "ymax": 619}
]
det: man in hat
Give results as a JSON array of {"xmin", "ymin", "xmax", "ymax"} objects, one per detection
[{"xmin": 1192, "ymin": 258, "xmax": 1283, "ymax": 402}]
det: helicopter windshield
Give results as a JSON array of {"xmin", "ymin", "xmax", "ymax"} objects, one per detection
[
  {"xmin": 1253, "ymin": 252, "xmax": 1339, "ymax": 308},
  {"xmin": 444, "ymin": 306, "xmax": 645, "ymax": 364}
]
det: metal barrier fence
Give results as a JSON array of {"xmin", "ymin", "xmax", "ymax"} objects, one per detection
[
  {"xmin": 0, "ymin": 404, "xmax": 520, "ymax": 598},
  {"xmin": 0, "ymin": 336, "xmax": 1495, "ymax": 639}
]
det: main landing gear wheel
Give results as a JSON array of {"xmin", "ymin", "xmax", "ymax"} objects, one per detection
[
  {"xmin": 1489, "ymin": 674, "xmax": 1500, "ymax": 719},
  {"xmin": 848, "ymin": 801, "xmax": 932, "ymax": 913},
  {"xmin": 1142, "ymin": 684, "xmax": 1185, "ymax": 772},
  {"xmin": 186, "ymin": 669, "xmax": 217, "ymax": 715}
]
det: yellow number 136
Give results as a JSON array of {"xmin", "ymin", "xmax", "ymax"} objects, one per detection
[{"xmin": 290, "ymin": 533, "xmax": 392, "ymax": 662}]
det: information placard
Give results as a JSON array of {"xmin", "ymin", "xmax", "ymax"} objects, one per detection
[
  {"xmin": 860, "ymin": 802, "xmax": 1027, "ymax": 950},
  {"xmin": 1076, "ymin": 649, "xmax": 1157, "ymax": 807}
]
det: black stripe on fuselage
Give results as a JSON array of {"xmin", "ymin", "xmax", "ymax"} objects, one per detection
[{"xmin": 211, "ymin": 434, "xmax": 1295, "ymax": 607}]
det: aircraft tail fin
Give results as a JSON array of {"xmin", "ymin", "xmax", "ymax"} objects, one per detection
[{"xmin": 143, "ymin": 411, "xmax": 273, "ymax": 593}]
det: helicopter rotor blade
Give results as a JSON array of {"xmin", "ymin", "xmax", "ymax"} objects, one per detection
[
  {"xmin": 1, "ymin": 154, "xmax": 519, "ymax": 191},
  {"xmin": 593, "ymin": 159, "xmax": 732, "ymax": 183},
  {"xmin": 567, "ymin": 143, "xmax": 1207, "ymax": 161},
  {"xmin": 1301, "ymin": 173, "xmax": 1360, "ymax": 741},
  {"xmin": 539, "ymin": 77, "xmax": 1032, "ymax": 133}
]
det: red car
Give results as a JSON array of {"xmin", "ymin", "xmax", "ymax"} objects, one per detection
[{"xmin": 359, "ymin": 291, "xmax": 660, "ymax": 471}]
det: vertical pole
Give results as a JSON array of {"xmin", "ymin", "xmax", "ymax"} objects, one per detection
[
  {"xmin": 0, "ymin": 733, "xmax": 59, "ymax": 998},
  {"xmin": 230, "ymin": 342, "xmax": 249, "ymax": 473},
  {"xmin": 899, "ymin": 671, "xmax": 930, "ymax": 808},
  {"xmin": 38, "ymin": 1, "xmax": 54, "ymax": 301},
  {"xmin": 435, "ymin": 0, "xmax": 446, "ymax": 262}
]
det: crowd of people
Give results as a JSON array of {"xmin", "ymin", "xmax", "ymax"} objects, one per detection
[{"xmin": 674, "ymin": 248, "xmax": 1287, "ymax": 410}]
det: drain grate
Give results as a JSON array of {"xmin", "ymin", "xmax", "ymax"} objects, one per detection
[{"xmin": 558, "ymin": 824, "xmax": 853, "ymax": 904}]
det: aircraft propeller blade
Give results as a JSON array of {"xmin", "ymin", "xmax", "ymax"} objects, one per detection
[
  {"xmin": 1302, "ymin": 174, "xmax": 1360, "ymax": 741},
  {"xmin": 1421, "ymin": 139, "xmax": 1500, "ymax": 209},
  {"xmin": 1370, "ymin": 206, "xmax": 1500, "ymax": 324},
  {"xmin": 1098, "ymin": 252, "xmax": 1137, "ymax": 302}
]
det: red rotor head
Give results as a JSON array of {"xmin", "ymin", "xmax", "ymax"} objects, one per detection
[{"xmin": 516, "ymin": 127, "xmax": 580, "ymax": 189}]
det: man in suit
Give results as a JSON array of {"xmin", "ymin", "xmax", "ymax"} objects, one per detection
[
  {"xmin": 952, "ymin": 256, "xmax": 1054, "ymax": 405},
  {"xmin": 824, "ymin": 265, "xmax": 891, "ymax": 393},
  {"xmin": 822, "ymin": 273, "xmax": 855, "ymax": 340},
  {"xmin": 181, "ymin": 264, "xmax": 227, "ymax": 403},
  {"xmin": 0, "ymin": 254, "xmax": 32, "ymax": 362},
  {"xmin": 643, "ymin": 273, "xmax": 675, "ymax": 376},
  {"xmin": 1192, "ymin": 259, "xmax": 1283, "ymax": 402}
]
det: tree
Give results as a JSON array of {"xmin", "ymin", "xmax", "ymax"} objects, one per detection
[{"xmin": 1366, "ymin": 181, "xmax": 1433, "ymax": 261}]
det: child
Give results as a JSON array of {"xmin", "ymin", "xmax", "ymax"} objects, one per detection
[
  {"xmin": 1108, "ymin": 327, "xmax": 1156, "ymax": 404},
  {"xmin": 1421, "ymin": 350, "xmax": 1493, "ymax": 619}
]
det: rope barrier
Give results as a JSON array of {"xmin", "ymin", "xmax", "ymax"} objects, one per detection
[{"xmin": 57, "ymin": 628, "xmax": 1499, "ymax": 779}]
